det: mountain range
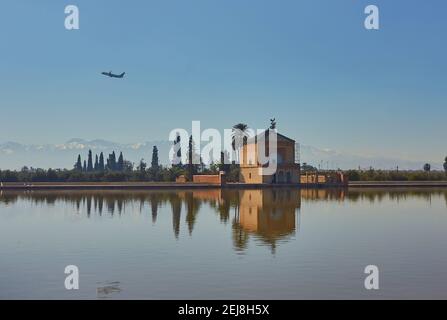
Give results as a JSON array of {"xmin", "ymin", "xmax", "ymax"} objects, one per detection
[{"xmin": 0, "ymin": 138, "xmax": 442, "ymax": 171}]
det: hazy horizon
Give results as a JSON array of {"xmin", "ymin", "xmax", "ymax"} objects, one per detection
[{"xmin": 0, "ymin": 137, "xmax": 444, "ymax": 171}]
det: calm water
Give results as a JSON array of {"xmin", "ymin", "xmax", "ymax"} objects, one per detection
[{"xmin": 1, "ymin": 188, "xmax": 447, "ymax": 299}]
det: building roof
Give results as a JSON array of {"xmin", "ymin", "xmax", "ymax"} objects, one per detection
[{"xmin": 246, "ymin": 129, "xmax": 295, "ymax": 144}]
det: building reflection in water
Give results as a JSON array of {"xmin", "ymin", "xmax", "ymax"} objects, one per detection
[
  {"xmin": 0, "ymin": 189, "xmax": 302, "ymax": 254},
  {"xmin": 172, "ymin": 189, "xmax": 301, "ymax": 253},
  {"xmin": 2, "ymin": 188, "xmax": 446, "ymax": 253},
  {"xmin": 233, "ymin": 189, "xmax": 301, "ymax": 254}
]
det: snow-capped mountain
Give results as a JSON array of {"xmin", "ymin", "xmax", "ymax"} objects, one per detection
[
  {"xmin": 299, "ymin": 144, "xmax": 442, "ymax": 171},
  {"xmin": 0, "ymin": 139, "xmax": 173, "ymax": 170},
  {"xmin": 0, "ymin": 139, "xmax": 442, "ymax": 171}
]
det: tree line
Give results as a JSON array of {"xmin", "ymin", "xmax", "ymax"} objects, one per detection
[
  {"xmin": 345, "ymin": 168, "xmax": 447, "ymax": 182},
  {"xmin": 1, "ymin": 121, "xmax": 446, "ymax": 183},
  {"xmin": 0, "ymin": 142, "xmax": 239, "ymax": 183},
  {"xmin": 74, "ymin": 150, "xmax": 131, "ymax": 172},
  {"xmin": 0, "ymin": 121, "xmax": 253, "ymax": 183}
]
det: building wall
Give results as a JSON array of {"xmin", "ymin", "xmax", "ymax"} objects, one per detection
[
  {"xmin": 300, "ymin": 172, "xmax": 348, "ymax": 185},
  {"xmin": 271, "ymin": 167, "xmax": 300, "ymax": 184},
  {"xmin": 240, "ymin": 138, "xmax": 296, "ymax": 167},
  {"xmin": 276, "ymin": 144, "xmax": 295, "ymax": 164},
  {"xmin": 240, "ymin": 166, "xmax": 300, "ymax": 184},
  {"xmin": 175, "ymin": 175, "xmax": 187, "ymax": 183},
  {"xmin": 240, "ymin": 167, "xmax": 264, "ymax": 184},
  {"xmin": 193, "ymin": 173, "xmax": 226, "ymax": 185}
]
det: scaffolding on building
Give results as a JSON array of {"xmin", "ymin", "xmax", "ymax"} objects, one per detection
[{"xmin": 295, "ymin": 142, "xmax": 300, "ymax": 165}]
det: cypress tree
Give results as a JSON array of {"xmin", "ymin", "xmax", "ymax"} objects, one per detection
[
  {"xmin": 187, "ymin": 135, "xmax": 197, "ymax": 180},
  {"xmin": 151, "ymin": 146, "xmax": 159, "ymax": 169},
  {"xmin": 75, "ymin": 154, "xmax": 83, "ymax": 171},
  {"xmin": 94, "ymin": 154, "xmax": 99, "ymax": 171},
  {"xmin": 176, "ymin": 134, "xmax": 181, "ymax": 158},
  {"xmin": 111, "ymin": 151, "xmax": 116, "ymax": 170},
  {"xmin": 173, "ymin": 133, "xmax": 182, "ymax": 166},
  {"xmin": 107, "ymin": 151, "xmax": 117, "ymax": 171},
  {"xmin": 83, "ymin": 160, "xmax": 87, "ymax": 172},
  {"xmin": 117, "ymin": 152, "xmax": 124, "ymax": 171},
  {"xmin": 99, "ymin": 152, "xmax": 105, "ymax": 171},
  {"xmin": 87, "ymin": 150, "xmax": 93, "ymax": 172}
]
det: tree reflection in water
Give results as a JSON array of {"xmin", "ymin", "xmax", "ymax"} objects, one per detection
[{"xmin": 1, "ymin": 188, "xmax": 446, "ymax": 253}]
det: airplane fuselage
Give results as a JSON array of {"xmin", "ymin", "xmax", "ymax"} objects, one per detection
[{"xmin": 101, "ymin": 71, "xmax": 125, "ymax": 78}]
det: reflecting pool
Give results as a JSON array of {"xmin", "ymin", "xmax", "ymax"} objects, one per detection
[{"xmin": 0, "ymin": 188, "xmax": 446, "ymax": 299}]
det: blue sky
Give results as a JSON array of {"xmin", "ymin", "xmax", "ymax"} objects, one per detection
[{"xmin": 0, "ymin": 0, "xmax": 446, "ymax": 162}]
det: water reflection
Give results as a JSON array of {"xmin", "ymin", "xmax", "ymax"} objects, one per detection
[
  {"xmin": 300, "ymin": 187, "xmax": 447, "ymax": 204},
  {"xmin": 234, "ymin": 189, "xmax": 300, "ymax": 253},
  {"xmin": 0, "ymin": 189, "xmax": 301, "ymax": 252},
  {"xmin": 1, "ymin": 188, "xmax": 446, "ymax": 254}
]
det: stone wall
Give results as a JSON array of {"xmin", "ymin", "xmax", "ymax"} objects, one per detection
[
  {"xmin": 192, "ymin": 172, "xmax": 226, "ymax": 185},
  {"xmin": 300, "ymin": 172, "xmax": 348, "ymax": 185}
]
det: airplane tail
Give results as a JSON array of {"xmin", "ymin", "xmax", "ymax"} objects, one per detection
[{"xmin": 120, "ymin": 72, "xmax": 126, "ymax": 78}]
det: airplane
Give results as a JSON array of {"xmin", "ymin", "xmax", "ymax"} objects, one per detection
[{"xmin": 101, "ymin": 71, "xmax": 126, "ymax": 78}]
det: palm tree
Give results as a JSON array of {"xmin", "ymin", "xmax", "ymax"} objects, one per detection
[{"xmin": 232, "ymin": 123, "xmax": 249, "ymax": 163}]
